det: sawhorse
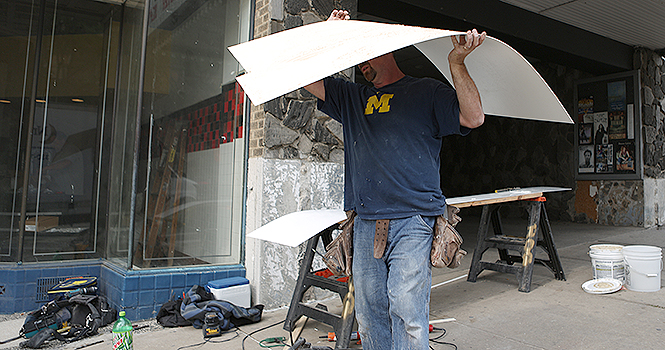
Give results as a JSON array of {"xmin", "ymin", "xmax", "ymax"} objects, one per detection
[
  {"xmin": 466, "ymin": 197, "xmax": 566, "ymax": 292},
  {"xmin": 283, "ymin": 224, "xmax": 355, "ymax": 349}
]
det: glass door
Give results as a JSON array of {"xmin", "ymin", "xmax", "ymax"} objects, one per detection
[{"xmin": 0, "ymin": 0, "xmax": 121, "ymax": 262}]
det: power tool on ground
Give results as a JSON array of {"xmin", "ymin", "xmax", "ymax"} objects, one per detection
[{"xmin": 202, "ymin": 312, "xmax": 222, "ymax": 338}]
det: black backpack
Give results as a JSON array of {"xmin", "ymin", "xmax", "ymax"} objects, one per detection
[{"xmin": 20, "ymin": 292, "xmax": 117, "ymax": 348}]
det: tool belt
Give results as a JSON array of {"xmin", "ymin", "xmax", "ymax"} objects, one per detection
[
  {"xmin": 322, "ymin": 210, "xmax": 356, "ymax": 277},
  {"xmin": 431, "ymin": 205, "xmax": 466, "ymax": 268},
  {"xmin": 322, "ymin": 206, "xmax": 466, "ymax": 276}
]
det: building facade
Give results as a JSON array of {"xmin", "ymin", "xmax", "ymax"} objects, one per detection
[{"xmin": 1, "ymin": 0, "xmax": 664, "ymax": 316}]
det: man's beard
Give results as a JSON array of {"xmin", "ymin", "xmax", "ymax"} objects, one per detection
[{"xmin": 363, "ymin": 67, "xmax": 376, "ymax": 82}]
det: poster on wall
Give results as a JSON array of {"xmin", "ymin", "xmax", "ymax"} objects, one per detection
[
  {"xmin": 609, "ymin": 110, "xmax": 627, "ymax": 140},
  {"xmin": 578, "ymin": 97, "xmax": 593, "ymax": 122},
  {"xmin": 575, "ymin": 71, "xmax": 640, "ymax": 179},
  {"xmin": 593, "ymin": 112, "xmax": 609, "ymax": 145},
  {"xmin": 579, "ymin": 145, "xmax": 595, "ymax": 173},
  {"xmin": 615, "ymin": 141, "xmax": 635, "ymax": 173},
  {"xmin": 579, "ymin": 123, "xmax": 593, "ymax": 144},
  {"xmin": 608, "ymin": 81, "xmax": 626, "ymax": 111},
  {"xmin": 596, "ymin": 144, "xmax": 614, "ymax": 173}
]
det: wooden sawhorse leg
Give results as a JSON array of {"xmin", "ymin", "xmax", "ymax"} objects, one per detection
[{"xmin": 283, "ymin": 225, "xmax": 355, "ymax": 349}]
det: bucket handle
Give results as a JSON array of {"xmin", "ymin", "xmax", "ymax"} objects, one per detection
[{"xmin": 624, "ymin": 257, "xmax": 663, "ymax": 277}]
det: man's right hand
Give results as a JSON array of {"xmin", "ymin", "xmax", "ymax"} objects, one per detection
[
  {"xmin": 304, "ymin": 10, "xmax": 350, "ymax": 101},
  {"xmin": 328, "ymin": 9, "xmax": 350, "ymax": 21}
]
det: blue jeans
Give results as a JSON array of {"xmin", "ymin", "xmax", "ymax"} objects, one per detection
[{"xmin": 352, "ymin": 215, "xmax": 434, "ymax": 350}]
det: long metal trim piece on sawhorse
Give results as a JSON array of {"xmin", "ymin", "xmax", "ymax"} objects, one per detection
[
  {"xmin": 467, "ymin": 199, "xmax": 566, "ymax": 292},
  {"xmin": 283, "ymin": 224, "xmax": 356, "ymax": 349}
]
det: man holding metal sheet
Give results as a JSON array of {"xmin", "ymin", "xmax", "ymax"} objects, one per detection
[{"xmin": 305, "ymin": 9, "xmax": 486, "ymax": 350}]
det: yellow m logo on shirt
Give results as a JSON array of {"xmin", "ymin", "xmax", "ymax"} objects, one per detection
[{"xmin": 365, "ymin": 93, "xmax": 394, "ymax": 115}]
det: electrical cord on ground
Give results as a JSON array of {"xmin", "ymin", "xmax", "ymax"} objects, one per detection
[
  {"xmin": 259, "ymin": 336, "xmax": 287, "ymax": 348},
  {"xmin": 175, "ymin": 329, "xmax": 240, "ymax": 350},
  {"xmin": 429, "ymin": 326, "xmax": 457, "ymax": 350},
  {"xmin": 239, "ymin": 319, "xmax": 286, "ymax": 350}
]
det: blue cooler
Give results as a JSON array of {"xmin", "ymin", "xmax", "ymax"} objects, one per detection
[{"xmin": 206, "ymin": 277, "xmax": 250, "ymax": 308}]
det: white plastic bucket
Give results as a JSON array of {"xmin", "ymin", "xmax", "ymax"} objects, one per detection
[
  {"xmin": 589, "ymin": 244, "xmax": 625, "ymax": 282},
  {"xmin": 623, "ymin": 245, "xmax": 662, "ymax": 292}
]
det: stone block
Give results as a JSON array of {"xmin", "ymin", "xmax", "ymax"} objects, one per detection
[
  {"xmin": 312, "ymin": 0, "xmax": 334, "ymax": 18},
  {"xmin": 312, "ymin": 143, "xmax": 331, "ymax": 160},
  {"xmin": 270, "ymin": 0, "xmax": 284, "ymax": 20},
  {"xmin": 265, "ymin": 97, "xmax": 284, "ymax": 120},
  {"xmin": 324, "ymin": 118, "xmax": 343, "ymax": 142},
  {"xmin": 644, "ymin": 125, "xmax": 656, "ymax": 144},
  {"xmin": 644, "ymin": 86, "xmax": 654, "ymax": 105},
  {"xmin": 285, "ymin": 0, "xmax": 310, "ymax": 15},
  {"xmin": 308, "ymin": 118, "xmax": 339, "ymax": 145},
  {"xmin": 329, "ymin": 148, "xmax": 344, "ymax": 163},
  {"xmin": 297, "ymin": 135, "xmax": 313, "ymax": 155},
  {"xmin": 644, "ymin": 104, "xmax": 656, "ymax": 126},
  {"xmin": 271, "ymin": 20, "xmax": 285, "ymax": 34},
  {"xmin": 302, "ymin": 11, "xmax": 322, "ymax": 25},
  {"xmin": 284, "ymin": 14, "xmax": 303, "ymax": 29},
  {"xmin": 265, "ymin": 114, "xmax": 299, "ymax": 148},
  {"xmin": 284, "ymin": 99, "xmax": 314, "ymax": 129},
  {"xmin": 654, "ymin": 84, "xmax": 664, "ymax": 100}
]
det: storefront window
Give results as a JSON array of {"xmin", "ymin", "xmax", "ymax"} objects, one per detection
[
  {"xmin": 129, "ymin": 0, "xmax": 250, "ymax": 268},
  {"xmin": 0, "ymin": 0, "xmax": 121, "ymax": 263}
]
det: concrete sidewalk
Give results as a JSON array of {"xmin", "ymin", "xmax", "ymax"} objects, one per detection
[{"xmin": 2, "ymin": 217, "xmax": 664, "ymax": 349}]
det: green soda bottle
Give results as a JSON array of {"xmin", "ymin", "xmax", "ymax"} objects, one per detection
[{"xmin": 112, "ymin": 311, "xmax": 133, "ymax": 350}]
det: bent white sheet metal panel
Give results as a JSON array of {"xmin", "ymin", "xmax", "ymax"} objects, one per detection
[
  {"xmin": 229, "ymin": 20, "xmax": 573, "ymax": 124},
  {"xmin": 247, "ymin": 209, "xmax": 346, "ymax": 247}
]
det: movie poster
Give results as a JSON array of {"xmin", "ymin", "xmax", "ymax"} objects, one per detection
[
  {"xmin": 615, "ymin": 141, "xmax": 635, "ymax": 173},
  {"xmin": 593, "ymin": 112, "xmax": 609, "ymax": 145},
  {"xmin": 609, "ymin": 110, "xmax": 626, "ymax": 140},
  {"xmin": 596, "ymin": 144, "xmax": 613, "ymax": 173},
  {"xmin": 579, "ymin": 145, "xmax": 595, "ymax": 173},
  {"xmin": 579, "ymin": 123, "xmax": 593, "ymax": 145},
  {"xmin": 608, "ymin": 81, "xmax": 626, "ymax": 111},
  {"xmin": 578, "ymin": 97, "xmax": 593, "ymax": 123}
]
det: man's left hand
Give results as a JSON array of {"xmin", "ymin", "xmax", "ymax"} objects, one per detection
[{"xmin": 449, "ymin": 29, "xmax": 486, "ymax": 65}]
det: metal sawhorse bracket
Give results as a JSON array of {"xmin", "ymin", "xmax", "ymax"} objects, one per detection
[
  {"xmin": 283, "ymin": 224, "xmax": 356, "ymax": 349},
  {"xmin": 467, "ymin": 197, "xmax": 566, "ymax": 292}
]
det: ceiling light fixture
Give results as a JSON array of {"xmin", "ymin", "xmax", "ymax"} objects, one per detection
[
  {"xmin": 0, "ymin": 99, "xmax": 10, "ymax": 104},
  {"xmin": 72, "ymin": 98, "xmax": 84, "ymax": 103}
]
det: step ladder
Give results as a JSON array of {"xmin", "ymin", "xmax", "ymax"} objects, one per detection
[{"xmin": 283, "ymin": 224, "xmax": 356, "ymax": 349}]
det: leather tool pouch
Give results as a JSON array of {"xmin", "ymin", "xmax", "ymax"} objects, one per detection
[
  {"xmin": 323, "ymin": 210, "xmax": 356, "ymax": 276},
  {"xmin": 431, "ymin": 205, "xmax": 467, "ymax": 269}
]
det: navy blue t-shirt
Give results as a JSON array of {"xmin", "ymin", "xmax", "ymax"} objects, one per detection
[{"xmin": 318, "ymin": 75, "xmax": 470, "ymax": 220}]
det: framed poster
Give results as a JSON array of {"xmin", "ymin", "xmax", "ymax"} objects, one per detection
[{"xmin": 574, "ymin": 70, "xmax": 642, "ymax": 180}]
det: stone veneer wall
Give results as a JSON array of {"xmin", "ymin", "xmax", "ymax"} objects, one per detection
[
  {"xmin": 637, "ymin": 49, "xmax": 665, "ymax": 178},
  {"xmin": 245, "ymin": 0, "xmax": 356, "ymax": 310},
  {"xmin": 248, "ymin": 0, "xmax": 356, "ymax": 161},
  {"xmin": 637, "ymin": 49, "xmax": 665, "ymax": 226}
]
